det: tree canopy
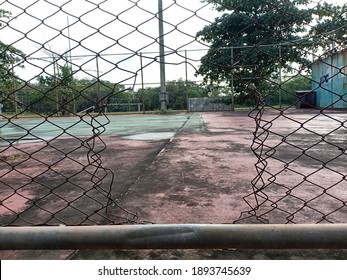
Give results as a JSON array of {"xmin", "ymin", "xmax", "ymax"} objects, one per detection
[
  {"xmin": 197, "ymin": 0, "xmax": 314, "ymax": 91},
  {"xmin": 196, "ymin": 0, "xmax": 346, "ymax": 101},
  {"xmin": 134, "ymin": 79, "xmax": 208, "ymax": 111},
  {"xmin": 36, "ymin": 63, "xmax": 129, "ymax": 115},
  {"xmin": 0, "ymin": 9, "xmax": 25, "ymax": 85},
  {"xmin": 309, "ymin": 2, "xmax": 347, "ymax": 49},
  {"xmin": 0, "ymin": 9, "xmax": 26, "ymax": 113}
]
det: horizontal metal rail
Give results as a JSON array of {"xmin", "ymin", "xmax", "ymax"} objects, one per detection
[{"xmin": 1, "ymin": 224, "xmax": 347, "ymax": 250}]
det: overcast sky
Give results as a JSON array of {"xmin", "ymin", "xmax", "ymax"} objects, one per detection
[
  {"xmin": 0, "ymin": 0, "xmax": 345, "ymax": 89},
  {"xmin": 1, "ymin": 0, "xmax": 219, "ymax": 88}
]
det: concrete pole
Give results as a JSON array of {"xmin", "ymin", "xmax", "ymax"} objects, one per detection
[
  {"xmin": 140, "ymin": 53, "xmax": 145, "ymax": 114},
  {"xmin": 158, "ymin": 0, "xmax": 167, "ymax": 111}
]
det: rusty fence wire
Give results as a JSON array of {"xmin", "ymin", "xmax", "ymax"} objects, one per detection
[{"xmin": 0, "ymin": 0, "xmax": 347, "ymax": 227}]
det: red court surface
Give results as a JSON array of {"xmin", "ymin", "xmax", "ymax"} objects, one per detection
[{"xmin": 1, "ymin": 109, "xmax": 347, "ymax": 259}]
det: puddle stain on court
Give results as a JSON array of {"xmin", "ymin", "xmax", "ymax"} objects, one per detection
[{"xmin": 122, "ymin": 132, "xmax": 175, "ymax": 141}]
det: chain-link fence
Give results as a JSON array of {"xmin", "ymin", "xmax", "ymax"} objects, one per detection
[{"xmin": 0, "ymin": 0, "xmax": 347, "ymax": 231}]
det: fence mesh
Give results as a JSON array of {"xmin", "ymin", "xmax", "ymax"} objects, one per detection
[{"xmin": 0, "ymin": 0, "xmax": 347, "ymax": 226}]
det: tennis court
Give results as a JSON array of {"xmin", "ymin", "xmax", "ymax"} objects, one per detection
[
  {"xmin": 0, "ymin": 114, "xmax": 203, "ymax": 145},
  {"xmin": 2, "ymin": 110, "xmax": 347, "ymax": 225},
  {"xmin": 0, "ymin": 113, "xmax": 204, "ymax": 226},
  {"xmin": 1, "ymin": 109, "xmax": 347, "ymax": 260}
]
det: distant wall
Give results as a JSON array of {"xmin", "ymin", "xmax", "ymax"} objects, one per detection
[
  {"xmin": 188, "ymin": 97, "xmax": 232, "ymax": 112},
  {"xmin": 312, "ymin": 48, "xmax": 347, "ymax": 109}
]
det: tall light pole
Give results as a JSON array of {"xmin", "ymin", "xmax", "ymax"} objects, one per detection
[
  {"xmin": 158, "ymin": 0, "xmax": 167, "ymax": 111},
  {"xmin": 66, "ymin": 16, "xmax": 76, "ymax": 114},
  {"xmin": 230, "ymin": 47, "xmax": 235, "ymax": 111}
]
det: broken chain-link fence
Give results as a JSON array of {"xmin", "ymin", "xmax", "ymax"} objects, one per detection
[{"xmin": 0, "ymin": 0, "xmax": 347, "ymax": 228}]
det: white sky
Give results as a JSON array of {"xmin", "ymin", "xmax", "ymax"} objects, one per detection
[
  {"xmin": 1, "ymin": 0, "xmax": 218, "ymax": 88},
  {"xmin": 0, "ymin": 0, "xmax": 345, "ymax": 89}
]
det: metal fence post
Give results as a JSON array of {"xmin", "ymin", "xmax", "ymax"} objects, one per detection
[{"xmin": 2, "ymin": 224, "xmax": 347, "ymax": 250}]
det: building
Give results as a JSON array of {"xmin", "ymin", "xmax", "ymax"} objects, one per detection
[{"xmin": 311, "ymin": 48, "xmax": 347, "ymax": 109}]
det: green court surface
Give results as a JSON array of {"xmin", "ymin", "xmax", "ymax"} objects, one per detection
[{"xmin": 0, "ymin": 113, "xmax": 203, "ymax": 145}]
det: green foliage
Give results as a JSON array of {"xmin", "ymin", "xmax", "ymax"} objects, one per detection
[
  {"xmin": 34, "ymin": 68, "xmax": 127, "ymax": 115},
  {"xmin": 197, "ymin": 0, "xmax": 313, "ymax": 90},
  {"xmin": 12, "ymin": 78, "xmax": 128, "ymax": 116},
  {"xmin": 0, "ymin": 11, "xmax": 25, "ymax": 83},
  {"xmin": 0, "ymin": 9, "xmax": 26, "ymax": 113},
  {"xmin": 37, "ymin": 64, "xmax": 75, "ymax": 115},
  {"xmin": 197, "ymin": 0, "xmax": 347, "ymax": 108},
  {"xmin": 264, "ymin": 76, "xmax": 311, "ymax": 106},
  {"xmin": 0, "ymin": 9, "xmax": 11, "ymax": 26},
  {"xmin": 135, "ymin": 79, "xmax": 208, "ymax": 111},
  {"xmin": 0, "ymin": 9, "xmax": 25, "ymax": 85},
  {"xmin": 282, "ymin": 75, "xmax": 311, "ymax": 95},
  {"xmin": 135, "ymin": 86, "xmax": 161, "ymax": 111},
  {"xmin": 229, "ymin": 75, "xmax": 311, "ymax": 107},
  {"xmin": 166, "ymin": 79, "xmax": 208, "ymax": 110},
  {"xmin": 310, "ymin": 3, "xmax": 347, "ymax": 49},
  {"xmin": 16, "ymin": 87, "xmax": 57, "ymax": 115}
]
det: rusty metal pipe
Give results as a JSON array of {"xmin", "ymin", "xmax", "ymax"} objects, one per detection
[{"xmin": 1, "ymin": 224, "xmax": 347, "ymax": 250}]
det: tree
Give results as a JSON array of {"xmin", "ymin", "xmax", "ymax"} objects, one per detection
[
  {"xmin": 269, "ymin": 75, "xmax": 311, "ymax": 106},
  {"xmin": 166, "ymin": 79, "xmax": 208, "ymax": 110},
  {"xmin": 134, "ymin": 80, "xmax": 208, "ymax": 111},
  {"xmin": 0, "ymin": 9, "xmax": 24, "ymax": 83},
  {"xmin": 58, "ymin": 64, "xmax": 74, "ymax": 115},
  {"xmin": 0, "ymin": 9, "xmax": 25, "ymax": 112},
  {"xmin": 310, "ymin": 3, "xmax": 347, "ymax": 50},
  {"xmin": 135, "ymin": 86, "xmax": 161, "ymax": 111},
  {"xmin": 37, "ymin": 63, "xmax": 74, "ymax": 115},
  {"xmin": 196, "ymin": 0, "xmax": 313, "ymax": 102}
]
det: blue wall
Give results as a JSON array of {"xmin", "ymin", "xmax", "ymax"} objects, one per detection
[{"xmin": 312, "ymin": 49, "xmax": 347, "ymax": 109}]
